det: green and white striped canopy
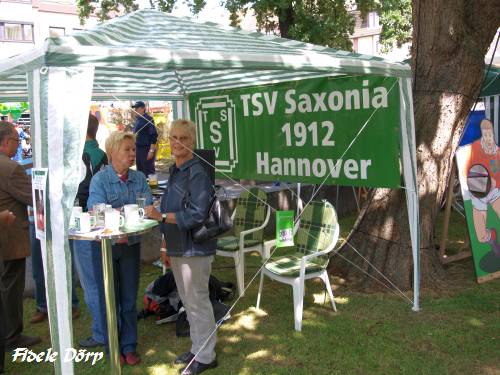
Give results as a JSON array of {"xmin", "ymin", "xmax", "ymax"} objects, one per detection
[{"xmin": 0, "ymin": 9, "xmax": 410, "ymax": 101}]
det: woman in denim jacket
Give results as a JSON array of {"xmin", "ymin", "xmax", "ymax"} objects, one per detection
[
  {"xmin": 145, "ymin": 119, "xmax": 218, "ymax": 375},
  {"xmin": 88, "ymin": 131, "xmax": 152, "ymax": 366}
]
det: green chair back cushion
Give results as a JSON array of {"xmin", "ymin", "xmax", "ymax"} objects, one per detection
[
  {"xmin": 232, "ymin": 187, "xmax": 268, "ymax": 241},
  {"xmin": 266, "ymin": 201, "xmax": 338, "ymax": 275}
]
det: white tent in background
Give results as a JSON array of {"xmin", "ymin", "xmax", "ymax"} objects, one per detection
[{"xmin": 0, "ymin": 9, "xmax": 419, "ymax": 374}]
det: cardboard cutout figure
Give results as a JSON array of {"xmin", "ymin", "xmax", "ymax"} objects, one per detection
[{"xmin": 457, "ymin": 118, "xmax": 500, "ymax": 282}]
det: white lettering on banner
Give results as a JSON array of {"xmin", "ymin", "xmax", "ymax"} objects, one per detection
[
  {"xmin": 282, "ymin": 121, "xmax": 335, "ymax": 147},
  {"xmin": 282, "ymin": 82, "xmax": 388, "ymax": 115},
  {"xmin": 240, "ymin": 94, "xmax": 251, "ymax": 116},
  {"xmin": 256, "ymin": 152, "xmax": 372, "ymax": 180},
  {"xmin": 240, "ymin": 91, "xmax": 279, "ymax": 116},
  {"xmin": 209, "ymin": 121, "xmax": 222, "ymax": 143},
  {"xmin": 263, "ymin": 91, "xmax": 278, "ymax": 115}
]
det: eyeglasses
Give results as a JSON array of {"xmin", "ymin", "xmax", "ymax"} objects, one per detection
[{"xmin": 170, "ymin": 135, "xmax": 190, "ymax": 143}]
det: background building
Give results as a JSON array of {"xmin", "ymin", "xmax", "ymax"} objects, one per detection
[
  {"xmin": 0, "ymin": 0, "xmax": 97, "ymax": 58},
  {"xmin": 350, "ymin": 10, "xmax": 410, "ymax": 61}
]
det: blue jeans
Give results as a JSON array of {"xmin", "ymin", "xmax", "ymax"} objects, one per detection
[
  {"xmin": 30, "ymin": 223, "xmax": 79, "ymax": 312},
  {"xmin": 73, "ymin": 240, "xmax": 107, "ymax": 344},
  {"xmin": 111, "ymin": 243, "xmax": 141, "ymax": 354}
]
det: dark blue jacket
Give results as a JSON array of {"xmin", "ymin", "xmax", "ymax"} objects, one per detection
[
  {"xmin": 160, "ymin": 158, "xmax": 216, "ymax": 257},
  {"xmin": 133, "ymin": 113, "xmax": 158, "ymax": 147}
]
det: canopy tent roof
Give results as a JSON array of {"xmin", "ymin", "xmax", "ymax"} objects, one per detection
[{"xmin": 0, "ymin": 9, "xmax": 411, "ymax": 102}]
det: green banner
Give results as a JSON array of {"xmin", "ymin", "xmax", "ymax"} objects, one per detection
[{"xmin": 189, "ymin": 75, "xmax": 401, "ymax": 187}]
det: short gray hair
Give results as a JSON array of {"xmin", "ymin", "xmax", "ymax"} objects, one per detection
[
  {"xmin": 170, "ymin": 119, "xmax": 197, "ymax": 148},
  {"xmin": 0, "ymin": 121, "xmax": 15, "ymax": 144}
]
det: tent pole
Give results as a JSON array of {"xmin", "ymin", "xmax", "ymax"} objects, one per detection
[{"xmin": 399, "ymin": 78, "xmax": 420, "ymax": 312}]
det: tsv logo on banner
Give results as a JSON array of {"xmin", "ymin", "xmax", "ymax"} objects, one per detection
[{"xmin": 195, "ymin": 96, "xmax": 239, "ymax": 173}]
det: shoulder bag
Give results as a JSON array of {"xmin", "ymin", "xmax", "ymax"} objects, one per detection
[{"xmin": 185, "ymin": 166, "xmax": 233, "ymax": 244}]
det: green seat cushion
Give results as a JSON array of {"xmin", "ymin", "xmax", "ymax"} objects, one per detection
[
  {"xmin": 265, "ymin": 252, "xmax": 328, "ymax": 277},
  {"xmin": 217, "ymin": 236, "xmax": 261, "ymax": 251}
]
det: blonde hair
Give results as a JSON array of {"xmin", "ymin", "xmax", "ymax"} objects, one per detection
[
  {"xmin": 170, "ymin": 119, "xmax": 197, "ymax": 148},
  {"xmin": 105, "ymin": 131, "xmax": 135, "ymax": 162}
]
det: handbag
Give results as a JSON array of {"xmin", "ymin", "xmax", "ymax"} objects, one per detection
[
  {"xmin": 192, "ymin": 193, "xmax": 233, "ymax": 243},
  {"xmin": 183, "ymin": 164, "xmax": 233, "ymax": 244}
]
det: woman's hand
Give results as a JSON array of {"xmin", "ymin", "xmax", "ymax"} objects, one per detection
[
  {"xmin": 144, "ymin": 205, "xmax": 162, "ymax": 221},
  {"xmin": 160, "ymin": 251, "xmax": 171, "ymax": 268}
]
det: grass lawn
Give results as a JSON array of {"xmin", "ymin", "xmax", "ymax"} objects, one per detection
[{"xmin": 5, "ymin": 210, "xmax": 500, "ymax": 375}]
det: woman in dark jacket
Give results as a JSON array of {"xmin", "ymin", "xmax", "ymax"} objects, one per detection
[{"xmin": 145, "ymin": 119, "xmax": 217, "ymax": 375}]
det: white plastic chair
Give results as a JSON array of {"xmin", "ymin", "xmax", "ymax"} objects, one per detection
[
  {"xmin": 256, "ymin": 200, "xmax": 339, "ymax": 331},
  {"xmin": 216, "ymin": 187, "xmax": 270, "ymax": 296}
]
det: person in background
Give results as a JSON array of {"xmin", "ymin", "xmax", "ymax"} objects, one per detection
[
  {"xmin": 145, "ymin": 119, "xmax": 218, "ymax": 375},
  {"xmin": 0, "ymin": 122, "xmax": 40, "ymax": 351},
  {"xmin": 88, "ymin": 131, "xmax": 153, "ymax": 366},
  {"xmin": 11, "ymin": 124, "xmax": 27, "ymax": 162},
  {"xmin": 29, "ymin": 205, "xmax": 80, "ymax": 323},
  {"xmin": 131, "ymin": 101, "xmax": 157, "ymax": 176},
  {"xmin": 73, "ymin": 114, "xmax": 109, "ymax": 349},
  {"xmin": 0, "ymin": 210, "xmax": 16, "ymax": 375}
]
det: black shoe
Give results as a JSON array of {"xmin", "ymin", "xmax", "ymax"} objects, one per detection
[
  {"xmin": 174, "ymin": 351, "xmax": 194, "ymax": 365},
  {"xmin": 79, "ymin": 337, "xmax": 104, "ymax": 348},
  {"xmin": 181, "ymin": 359, "xmax": 218, "ymax": 375},
  {"xmin": 5, "ymin": 334, "xmax": 41, "ymax": 351}
]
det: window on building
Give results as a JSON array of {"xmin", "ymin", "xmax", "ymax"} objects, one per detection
[
  {"xmin": 23, "ymin": 24, "xmax": 33, "ymax": 41},
  {"xmin": 360, "ymin": 12, "xmax": 380, "ymax": 29},
  {"xmin": 0, "ymin": 22, "xmax": 34, "ymax": 42},
  {"xmin": 360, "ymin": 16, "xmax": 369, "ymax": 28},
  {"xmin": 49, "ymin": 27, "xmax": 65, "ymax": 38}
]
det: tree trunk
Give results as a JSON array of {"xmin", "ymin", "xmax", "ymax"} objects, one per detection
[
  {"xmin": 278, "ymin": 5, "xmax": 295, "ymax": 39},
  {"xmin": 331, "ymin": 0, "xmax": 500, "ymax": 291}
]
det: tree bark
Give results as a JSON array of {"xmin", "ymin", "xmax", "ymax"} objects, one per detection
[
  {"xmin": 331, "ymin": 0, "xmax": 500, "ymax": 291},
  {"xmin": 277, "ymin": 4, "xmax": 295, "ymax": 39}
]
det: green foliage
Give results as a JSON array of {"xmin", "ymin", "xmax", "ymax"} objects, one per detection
[
  {"xmin": 376, "ymin": 0, "xmax": 412, "ymax": 53},
  {"xmin": 77, "ymin": 0, "xmax": 138, "ymax": 25},
  {"xmin": 223, "ymin": 0, "xmax": 355, "ymax": 49}
]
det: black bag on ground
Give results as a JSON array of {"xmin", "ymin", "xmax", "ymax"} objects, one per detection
[
  {"xmin": 192, "ymin": 196, "xmax": 233, "ymax": 244},
  {"xmin": 209, "ymin": 275, "xmax": 234, "ymax": 302},
  {"xmin": 140, "ymin": 271, "xmax": 235, "ymax": 332}
]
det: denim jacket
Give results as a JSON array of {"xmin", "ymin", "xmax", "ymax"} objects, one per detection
[
  {"xmin": 88, "ymin": 165, "xmax": 153, "ymax": 245},
  {"xmin": 160, "ymin": 158, "xmax": 216, "ymax": 257}
]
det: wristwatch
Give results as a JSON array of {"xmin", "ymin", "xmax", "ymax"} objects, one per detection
[{"xmin": 161, "ymin": 213, "xmax": 167, "ymax": 223}]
